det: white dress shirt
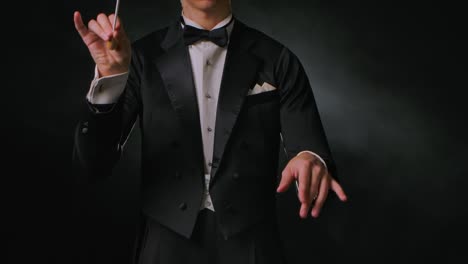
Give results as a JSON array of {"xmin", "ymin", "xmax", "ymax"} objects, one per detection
[{"xmin": 86, "ymin": 13, "xmax": 327, "ymax": 212}]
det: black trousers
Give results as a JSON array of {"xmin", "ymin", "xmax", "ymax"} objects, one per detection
[{"xmin": 133, "ymin": 209, "xmax": 287, "ymax": 264}]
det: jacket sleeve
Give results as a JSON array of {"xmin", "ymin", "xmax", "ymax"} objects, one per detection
[
  {"xmin": 72, "ymin": 46, "xmax": 143, "ymax": 182},
  {"xmin": 275, "ymin": 46, "xmax": 338, "ymax": 179}
]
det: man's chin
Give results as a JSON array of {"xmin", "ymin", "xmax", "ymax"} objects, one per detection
[{"xmin": 193, "ymin": 0, "xmax": 219, "ymax": 11}]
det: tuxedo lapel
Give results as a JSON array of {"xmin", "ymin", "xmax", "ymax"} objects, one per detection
[
  {"xmin": 153, "ymin": 18, "xmax": 260, "ymax": 183},
  {"xmin": 210, "ymin": 20, "xmax": 261, "ymax": 181},
  {"xmin": 155, "ymin": 21, "xmax": 204, "ymax": 167}
]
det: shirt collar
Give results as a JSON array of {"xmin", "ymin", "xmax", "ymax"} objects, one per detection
[{"xmin": 180, "ymin": 11, "xmax": 235, "ymax": 39}]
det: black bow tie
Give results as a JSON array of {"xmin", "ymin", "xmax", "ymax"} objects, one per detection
[{"xmin": 181, "ymin": 16, "xmax": 233, "ymax": 47}]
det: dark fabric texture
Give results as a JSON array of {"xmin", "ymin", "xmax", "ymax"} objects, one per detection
[
  {"xmin": 73, "ymin": 15, "xmax": 335, "ymax": 240},
  {"xmin": 135, "ymin": 209, "xmax": 287, "ymax": 264}
]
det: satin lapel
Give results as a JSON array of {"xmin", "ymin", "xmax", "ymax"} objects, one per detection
[
  {"xmin": 155, "ymin": 21, "xmax": 204, "ymax": 166},
  {"xmin": 210, "ymin": 20, "xmax": 261, "ymax": 181}
]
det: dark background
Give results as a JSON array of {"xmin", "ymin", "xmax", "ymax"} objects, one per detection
[{"xmin": 6, "ymin": 0, "xmax": 467, "ymax": 263}]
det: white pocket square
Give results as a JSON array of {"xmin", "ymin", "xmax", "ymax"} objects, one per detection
[{"xmin": 247, "ymin": 82, "xmax": 277, "ymax": 96}]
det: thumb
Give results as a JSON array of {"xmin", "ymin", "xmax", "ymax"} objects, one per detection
[
  {"xmin": 110, "ymin": 29, "xmax": 130, "ymax": 52},
  {"xmin": 277, "ymin": 167, "xmax": 295, "ymax": 193}
]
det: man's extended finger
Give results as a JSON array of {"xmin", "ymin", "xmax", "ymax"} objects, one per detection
[
  {"xmin": 97, "ymin": 13, "xmax": 113, "ymax": 38},
  {"xmin": 297, "ymin": 164, "xmax": 311, "ymax": 218},
  {"xmin": 277, "ymin": 167, "xmax": 295, "ymax": 193},
  {"xmin": 311, "ymin": 176, "xmax": 329, "ymax": 218},
  {"xmin": 298, "ymin": 163, "xmax": 311, "ymax": 202},
  {"xmin": 309, "ymin": 164, "xmax": 324, "ymax": 202},
  {"xmin": 88, "ymin": 19, "xmax": 109, "ymax": 41},
  {"xmin": 74, "ymin": 11, "xmax": 88, "ymax": 38},
  {"xmin": 331, "ymin": 179, "xmax": 348, "ymax": 201}
]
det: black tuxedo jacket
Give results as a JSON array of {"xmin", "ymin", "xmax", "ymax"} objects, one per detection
[{"xmin": 74, "ymin": 17, "xmax": 336, "ymax": 240}]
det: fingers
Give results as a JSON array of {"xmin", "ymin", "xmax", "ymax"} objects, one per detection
[
  {"xmin": 277, "ymin": 167, "xmax": 295, "ymax": 193},
  {"xmin": 309, "ymin": 164, "xmax": 324, "ymax": 203},
  {"xmin": 331, "ymin": 179, "xmax": 348, "ymax": 202},
  {"xmin": 88, "ymin": 19, "xmax": 109, "ymax": 41},
  {"xmin": 297, "ymin": 164, "xmax": 311, "ymax": 218},
  {"xmin": 109, "ymin": 14, "xmax": 128, "ymax": 46},
  {"xmin": 74, "ymin": 11, "xmax": 88, "ymax": 38},
  {"xmin": 281, "ymin": 157, "xmax": 347, "ymax": 220},
  {"xmin": 108, "ymin": 14, "xmax": 122, "ymax": 31},
  {"xmin": 311, "ymin": 175, "xmax": 330, "ymax": 218},
  {"xmin": 97, "ymin": 13, "xmax": 113, "ymax": 39}
]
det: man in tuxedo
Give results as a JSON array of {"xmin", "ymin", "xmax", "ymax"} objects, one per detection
[{"xmin": 73, "ymin": 0, "xmax": 347, "ymax": 263}]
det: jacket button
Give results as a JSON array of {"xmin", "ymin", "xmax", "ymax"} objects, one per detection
[
  {"xmin": 81, "ymin": 127, "xmax": 88, "ymax": 134},
  {"xmin": 171, "ymin": 141, "xmax": 179, "ymax": 148},
  {"xmin": 175, "ymin": 172, "xmax": 181, "ymax": 179},
  {"xmin": 232, "ymin": 172, "xmax": 240, "ymax": 180},
  {"xmin": 179, "ymin": 202, "xmax": 187, "ymax": 211}
]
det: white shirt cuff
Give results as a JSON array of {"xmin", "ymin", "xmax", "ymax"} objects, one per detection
[
  {"xmin": 86, "ymin": 66, "xmax": 129, "ymax": 104},
  {"xmin": 296, "ymin": 151, "xmax": 328, "ymax": 170}
]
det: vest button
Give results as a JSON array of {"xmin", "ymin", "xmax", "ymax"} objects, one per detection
[{"xmin": 179, "ymin": 202, "xmax": 187, "ymax": 210}]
